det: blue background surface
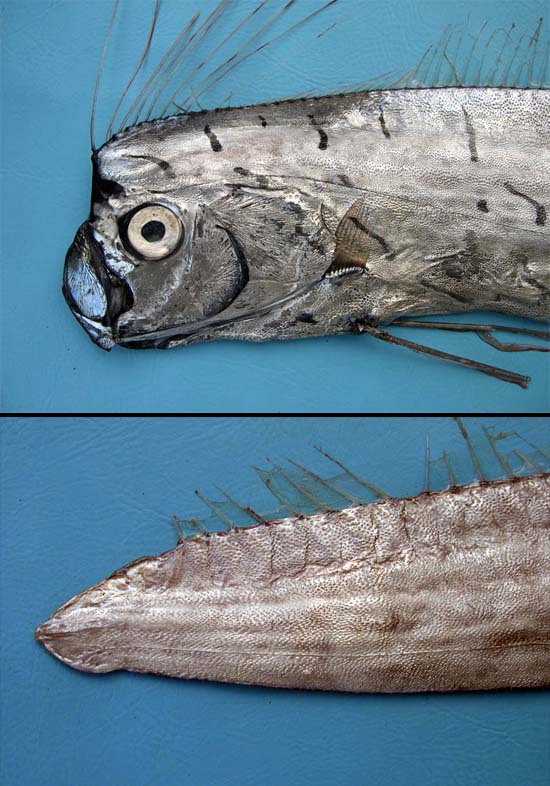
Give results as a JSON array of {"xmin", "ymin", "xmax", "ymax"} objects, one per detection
[
  {"xmin": 1, "ymin": 0, "xmax": 549, "ymax": 412},
  {"xmin": 1, "ymin": 416, "xmax": 549, "ymax": 786}
]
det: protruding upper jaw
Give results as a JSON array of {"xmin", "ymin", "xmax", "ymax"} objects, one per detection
[{"xmin": 63, "ymin": 222, "xmax": 133, "ymax": 350}]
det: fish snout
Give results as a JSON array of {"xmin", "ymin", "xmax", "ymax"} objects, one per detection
[{"xmin": 63, "ymin": 222, "xmax": 133, "ymax": 350}]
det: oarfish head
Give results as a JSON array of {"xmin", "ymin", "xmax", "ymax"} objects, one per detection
[{"xmin": 63, "ymin": 106, "xmax": 350, "ymax": 351}]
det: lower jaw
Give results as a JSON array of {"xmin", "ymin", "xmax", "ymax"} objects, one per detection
[{"xmin": 68, "ymin": 307, "xmax": 115, "ymax": 351}]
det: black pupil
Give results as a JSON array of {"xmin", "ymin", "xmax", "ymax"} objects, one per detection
[{"xmin": 141, "ymin": 220, "xmax": 166, "ymax": 242}]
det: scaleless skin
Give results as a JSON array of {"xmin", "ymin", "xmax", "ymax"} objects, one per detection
[
  {"xmin": 36, "ymin": 474, "xmax": 550, "ymax": 692},
  {"xmin": 63, "ymin": 88, "xmax": 549, "ymax": 351}
]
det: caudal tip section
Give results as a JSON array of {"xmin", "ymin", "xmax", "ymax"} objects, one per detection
[
  {"xmin": 34, "ymin": 616, "xmax": 74, "ymax": 668},
  {"xmin": 34, "ymin": 620, "xmax": 50, "ymax": 643},
  {"xmin": 34, "ymin": 619, "xmax": 67, "ymax": 663},
  {"xmin": 34, "ymin": 616, "xmax": 59, "ymax": 648},
  {"xmin": 34, "ymin": 613, "xmax": 115, "ymax": 674}
]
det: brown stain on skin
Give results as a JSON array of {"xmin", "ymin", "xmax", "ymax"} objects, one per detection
[
  {"xmin": 350, "ymin": 610, "xmax": 410, "ymax": 635},
  {"xmin": 492, "ymin": 628, "xmax": 549, "ymax": 648}
]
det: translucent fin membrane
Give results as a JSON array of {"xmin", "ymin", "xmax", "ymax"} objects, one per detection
[
  {"xmin": 400, "ymin": 17, "xmax": 549, "ymax": 90},
  {"xmin": 280, "ymin": 15, "xmax": 550, "ymax": 100},
  {"xmin": 100, "ymin": 5, "xmax": 549, "ymax": 146},
  {"xmin": 172, "ymin": 421, "xmax": 550, "ymax": 541},
  {"xmin": 424, "ymin": 420, "xmax": 550, "ymax": 491}
]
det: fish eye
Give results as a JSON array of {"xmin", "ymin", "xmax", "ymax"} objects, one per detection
[{"xmin": 122, "ymin": 204, "xmax": 183, "ymax": 260}]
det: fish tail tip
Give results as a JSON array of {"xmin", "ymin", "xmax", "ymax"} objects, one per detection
[{"xmin": 34, "ymin": 620, "xmax": 49, "ymax": 643}]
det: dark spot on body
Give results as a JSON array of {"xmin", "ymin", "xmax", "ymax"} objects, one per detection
[
  {"xmin": 256, "ymin": 174, "xmax": 269, "ymax": 188},
  {"xmin": 258, "ymin": 115, "xmax": 267, "ymax": 127},
  {"xmin": 307, "ymin": 113, "xmax": 328, "ymax": 149},
  {"xmin": 287, "ymin": 201, "xmax": 304, "ymax": 217},
  {"xmin": 442, "ymin": 262, "xmax": 464, "ymax": 279},
  {"xmin": 504, "ymin": 181, "xmax": 546, "ymax": 226},
  {"xmin": 492, "ymin": 628, "xmax": 544, "ymax": 648},
  {"xmin": 317, "ymin": 128, "xmax": 328, "ymax": 150},
  {"xmin": 378, "ymin": 108, "xmax": 391, "ymax": 138},
  {"xmin": 338, "ymin": 174, "xmax": 354, "ymax": 187},
  {"xmin": 477, "ymin": 199, "xmax": 489, "ymax": 213},
  {"xmin": 461, "ymin": 106, "xmax": 479, "ymax": 162},
  {"xmin": 297, "ymin": 312, "xmax": 317, "ymax": 324},
  {"xmin": 233, "ymin": 166, "xmax": 250, "ymax": 176},
  {"xmin": 204, "ymin": 124, "xmax": 222, "ymax": 152},
  {"xmin": 126, "ymin": 154, "xmax": 176, "ymax": 178}
]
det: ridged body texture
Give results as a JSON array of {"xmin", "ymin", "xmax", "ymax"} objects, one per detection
[{"xmin": 36, "ymin": 475, "xmax": 550, "ymax": 692}]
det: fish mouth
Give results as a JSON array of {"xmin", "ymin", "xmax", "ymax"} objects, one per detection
[
  {"xmin": 116, "ymin": 276, "xmax": 324, "ymax": 349},
  {"xmin": 63, "ymin": 223, "xmax": 133, "ymax": 350}
]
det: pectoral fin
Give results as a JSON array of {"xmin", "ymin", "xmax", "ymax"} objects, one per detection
[{"xmin": 325, "ymin": 197, "xmax": 393, "ymax": 278}]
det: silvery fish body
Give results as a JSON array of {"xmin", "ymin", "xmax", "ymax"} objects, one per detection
[
  {"xmin": 36, "ymin": 473, "xmax": 550, "ymax": 692},
  {"xmin": 65, "ymin": 86, "xmax": 550, "ymax": 352}
]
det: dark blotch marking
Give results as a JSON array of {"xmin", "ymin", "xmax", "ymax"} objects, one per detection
[
  {"xmin": 258, "ymin": 115, "xmax": 267, "ymax": 128},
  {"xmin": 338, "ymin": 174, "xmax": 354, "ymax": 187},
  {"xmin": 127, "ymin": 154, "xmax": 176, "ymax": 178},
  {"xmin": 378, "ymin": 108, "xmax": 391, "ymax": 138},
  {"xmin": 204, "ymin": 124, "xmax": 222, "ymax": 152},
  {"xmin": 442, "ymin": 262, "xmax": 464, "ymax": 280},
  {"xmin": 317, "ymin": 128, "xmax": 328, "ymax": 150},
  {"xmin": 256, "ymin": 174, "xmax": 269, "ymax": 188},
  {"xmin": 504, "ymin": 182, "xmax": 546, "ymax": 226},
  {"xmin": 233, "ymin": 166, "xmax": 250, "ymax": 176},
  {"xmin": 287, "ymin": 201, "xmax": 304, "ymax": 218},
  {"xmin": 297, "ymin": 312, "xmax": 317, "ymax": 324},
  {"xmin": 348, "ymin": 215, "xmax": 392, "ymax": 256},
  {"xmin": 492, "ymin": 628, "xmax": 545, "ymax": 648},
  {"xmin": 308, "ymin": 113, "xmax": 328, "ymax": 150},
  {"xmin": 461, "ymin": 107, "xmax": 479, "ymax": 162},
  {"xmin": 477, "ymin": 199, "xmax": 489, "ymax": 213}
]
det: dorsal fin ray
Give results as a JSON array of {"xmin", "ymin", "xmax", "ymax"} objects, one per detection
[
  {"xmin": 171, "ymin": 421, "xmax": 549, "ymax": 542},
  {"xmin": 98, "ymin": 6, "xmax": 549, "ymax": 146},
  {"xmin": 314, "ymin": 446, "xmax": 389, "ymax": 499},
  {"xmin": 266, "ymin": 459, "xmax": 334, "ymax": 512}
]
